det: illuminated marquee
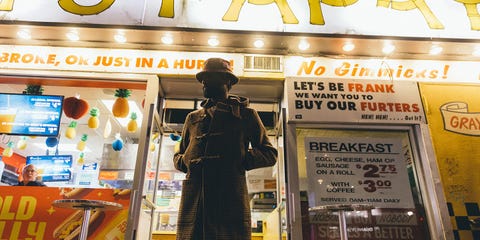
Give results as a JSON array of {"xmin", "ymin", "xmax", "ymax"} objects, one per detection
[{"xmin": 0, "ymin": 0, "xmax": 480, "ymax": 30}]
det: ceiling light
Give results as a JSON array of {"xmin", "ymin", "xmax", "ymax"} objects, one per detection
[
  {"xmin": 253, "ymin": 39, "xmax": 264, "ymax": 48},
  {"xmin": 17, "ymin": 29, "xmax": 31, "ymax": 40},
  {"xmin": 33, "ymin": 143, "xmax": 92, "ymax": 153},
  {"xmin": 114, "ymin": 33, "xmax": 127, "ymax": 43},
  {"xmin": 473, "ymin": 47, "xmax": 480, "ymax": 56},
  {"xmin": 208, "ymin": 37, "xmax": 219, "ymax": 47},
  {"xmin": 161, "ymin": 35, "xmax": 173, "ymax": 45},
  {"xmin": 342, "ymin": 42, "xmax": 355, "ymax": 52},
  {"xmin": 382, "ymin": 43, "xmax": 395, "ymax": 54},
  {"xmin": 298, "ymin": 40, "xmax": 310, "ymax": 51},
  {"xmin": 66, "ymin": 30, "xmax": 80, "ymax": 41},
  {"xmin": 429, "ymin": 45, "xmax": 443, "ymax": 55}
]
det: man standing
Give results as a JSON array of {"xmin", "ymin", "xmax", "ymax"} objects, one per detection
[{"xmin": 173, "ymin": 58, "xmax": 278, "ymax": 240}]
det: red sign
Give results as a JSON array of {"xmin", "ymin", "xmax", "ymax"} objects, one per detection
[{"xmin": 0, "ymin": 186, "xmax": 130, "ymax": 240}]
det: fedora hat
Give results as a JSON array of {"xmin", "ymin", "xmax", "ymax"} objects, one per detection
[{"xmin": 196, "ymin": 58, "xmax": 239, "ymax": 85}]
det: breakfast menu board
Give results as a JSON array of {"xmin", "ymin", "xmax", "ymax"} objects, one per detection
[
  {"xmin": 0, "ymin": 93, "xmax": 63, "ymax": 136},
  {"xmin": 305, "ymin": 136, "xmax": 415, "ymax": 209}
]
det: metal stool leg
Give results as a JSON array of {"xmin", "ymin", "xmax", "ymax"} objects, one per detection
[
  {"xmin": 338, "ymin": 210, "xmax": 348, "ymax": 240},
  {"xmin": 79, "ymin": 208, "xmax": 91, "ymax": 240}
]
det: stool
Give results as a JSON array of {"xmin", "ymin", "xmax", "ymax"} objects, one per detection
[
  {"xmin": 309, "ymin": 204, "xmax": 374, "ymax": 240},
  {"xmin": 52, "ymin": 199, "xmax": 123, "ymax": 240}
]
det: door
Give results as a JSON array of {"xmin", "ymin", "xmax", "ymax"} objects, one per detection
[{"xmin": 285, "ymin": 125, "xmax": 439, "ymax": 240}]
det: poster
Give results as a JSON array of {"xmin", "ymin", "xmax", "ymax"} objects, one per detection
[
  {"xmin": 286, "ymin": 77, "xmax": 425, "ymax": 124},
  {"xmin": 0, "ymin": 186, "xmax": 130, "ymax": 240},
  {"xmin": 304, "ymin": 136, "xmax": 414, "ymax": 209},
  {"xmin": 419, "ymin": 83, "xmax": 480, "ymax": 240}
]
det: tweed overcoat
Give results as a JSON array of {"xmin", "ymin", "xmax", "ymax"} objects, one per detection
[{"xmin": 173, "ymin": 95, "xmax": 278, "ymax": 240}]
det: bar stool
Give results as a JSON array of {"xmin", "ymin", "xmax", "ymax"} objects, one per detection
[
  {"xmin": 52, "ymin": 199, "xmax": 123, "ymax": 240},
  {"xmin": 309, "ymin": 204, "xmax": 374, "ymax": 240}
]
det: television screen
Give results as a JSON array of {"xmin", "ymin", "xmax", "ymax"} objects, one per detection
[
  {"xmin": 0, "ymin": 93, "xmax": 64, "ymax": 136},
  {"xmin": 26, "ymin": 155, "xmax": 72, "ymax": 182}
]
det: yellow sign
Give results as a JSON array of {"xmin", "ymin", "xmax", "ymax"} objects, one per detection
[
  {"xmin": 0, "ymin": 0, "xmax": 479, "ymax": 38},
  {"xmin": 419, "ymin": 83, "xmax": 480, "ymax": 239}
]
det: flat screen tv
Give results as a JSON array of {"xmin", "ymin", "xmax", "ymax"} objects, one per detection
[
  {"xmin": 0, "ymin": 93, "xmax": 64, "ymax": 136},
  {"xmin": 26, "ymin": 155, "xmax": 72, "ymax": 182}
]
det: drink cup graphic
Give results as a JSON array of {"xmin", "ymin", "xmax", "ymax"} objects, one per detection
[{"xmin": 0, "ymin": 108, "xmax": 17, "ymax": 134}]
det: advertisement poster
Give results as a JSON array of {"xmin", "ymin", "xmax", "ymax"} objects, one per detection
[
  {"xmin": 286, "ymin": 77, "xmax": 425, "ymax": 124},
  {"xmin": 0, "ymin": 186, "xmax": 131, "ymax": 240},
  {"xmin": 419, "ymin": 83, "xmax": 480, "ymax": 240},
  {"xmin": 304, "ymin": 136, "xmax": 414, "ymax": 209}
]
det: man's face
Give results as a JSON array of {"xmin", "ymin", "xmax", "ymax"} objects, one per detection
[
  {"xmin": 23, "ymin": 166, "xmax": 38, "ymax": 182},
  {"xmin": 202, "ymin": 73, "xmax": 229, "ymax": 99}
]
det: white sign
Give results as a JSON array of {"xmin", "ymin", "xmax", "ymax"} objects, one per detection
[
  {"xmin": 286, "ymin": 77, "xmax": 426, "ymax": 124},
  {"xmin": 285, "ymin": 56, "xmax": 480, "ymax": 83},
  {"xmin": 305, "ymin": 137, "xmax": 415, "ymax": 209},
  {"xmin": 0, "ymin": 45, "xmax": 244, "ymax": 75},
  {"xmin": 0, "ymin": 0, "xmax": 479, "ymax": 39}
]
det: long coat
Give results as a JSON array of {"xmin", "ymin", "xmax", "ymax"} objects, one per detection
[{"xmin": 173, "ymin": 95, "xmax": 278, "ymax": 240}]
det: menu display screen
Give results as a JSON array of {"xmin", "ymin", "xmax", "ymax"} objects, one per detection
[
  {"xmin": 0, "ymin": 93, "xmax": 64, "ymax": 136},
  {"xmin": 26, "ymin": 155, "xmax": 72, "ymax": 182}
]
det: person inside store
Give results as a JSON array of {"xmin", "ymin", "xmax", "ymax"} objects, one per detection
[
  {"xmin": 16, "ymin": 164, "xmax": 46, "ymax": 186},
  {"xmin": 173, "ymin": 58, "xmax": 278, "ymax": 240}
]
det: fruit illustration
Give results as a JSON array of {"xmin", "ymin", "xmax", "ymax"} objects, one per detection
[
  {"xmin": 112, "ymin": 133, "xmax": 123, "ymax": 151},
  {"xmin": 63, "ymin": 95, "xmax": 90, "ymax": 120},
  {"xmin": 65, "ymin": 121, "xmax": 77, "ymax": 139},
  {"xmin": 87, "ymin": 107, "xmax": 100, "ymax": 129},
  {"xmin": 149, "ymin": 132, "xmax": 160, "ymax": 152},
  {"xmin": 77, "ymin": 134, "xmax": 88, "ymax": 151},
  {"xmin": 16, "ymin": 136, "xmax": 28, "ymax": 150},
  {"xmin": 23, "ymin": 84, "xmax": 44, "ymax": 95},
  {"xmin": 77, "ymin": 152, "xmax": 85, "ymax": 165},
  {"xmin": 127, "ymin": 112, "xmax": 138, "ymax": 133},
  {"xmin": 2, "ymin": 141, "xmax": 14, "ymax": 157},
  {"xmin": 112, "ymin": 89, "xmax": 131, "ymax": 118}
]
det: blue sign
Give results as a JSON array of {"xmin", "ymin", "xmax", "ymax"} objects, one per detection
[
  {"xmin": 26, "ymin": 155, "xmax": 72, "ymax": 182},
  {"xmin": 0, "ymin": 93, "xmax": 64, "ymax": 136}
]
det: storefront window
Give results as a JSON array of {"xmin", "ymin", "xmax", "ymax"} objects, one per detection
[
  {"xmin": 0, "ymin": 81, "xmax": 147, "ymax": 188},
  {"xmin": 295, "ymin": 128, "xmax": 431, "ymax": 240}
]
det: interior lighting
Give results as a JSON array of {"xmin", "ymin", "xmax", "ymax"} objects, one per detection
[
  {"xmin": 66, "ymin": 30, "xmax": 80, "ymax": 41},
  {"xmin": 474, "ymin": 47, "xmax": 480, "ymax": 56},
  {"xmin": 114, "ymin": 32, "xmax": 127, "ymax": 43},
  {"xmin": 298, "ymin": 39, "xmax": 310, "ymax": 51},
  {"xmin": 253, "ymin": 39, "xmax": 265, "ymax": 48},
  {"xmin": 208, "ymin": 37, "xmax": 219, "ymax": 47},
  {"xmin": 161, "ymin": 34, "xmax": 173, "ymax": 45},
  {"xmin": 429, "ymin": 45, "xmax": 443, "ymax": 55},
  {"xmin": 382, "ymin": 43, "xmax": 395, "ymax": 55},
  {"xmin": 342, "ymin": 42, "xmax": 355, "ymax": 52},
  {"xmin": 33, "ymin": 143, "xmax": 92, "ymax": 153},
  {"xmin": 17, "ymin": 29, "xmax": 31, "ymax": 40}
]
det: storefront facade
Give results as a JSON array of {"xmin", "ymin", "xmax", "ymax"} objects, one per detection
[{"xmin": 1, "ymin": 0, "xmax": 480, "ymax": 239}]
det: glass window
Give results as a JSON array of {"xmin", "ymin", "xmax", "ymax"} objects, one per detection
[{"xmin": 295, "ymin": 128, "xmax": 431, "ymax": 240}]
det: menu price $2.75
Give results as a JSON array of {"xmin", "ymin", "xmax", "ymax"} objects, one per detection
[{"xmin": 357, "ymin": 164, "xmax": 397, "ymax": 193}]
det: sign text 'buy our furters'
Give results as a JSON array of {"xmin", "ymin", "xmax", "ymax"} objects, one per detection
[{"xmin": 286, "ymin": 77, "xmax": 426, "ymax": 124}]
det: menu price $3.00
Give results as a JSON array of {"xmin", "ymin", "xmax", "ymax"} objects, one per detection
[{"xmin": 356, "ymin": 164, "xmax": 397, "ymax": 193}]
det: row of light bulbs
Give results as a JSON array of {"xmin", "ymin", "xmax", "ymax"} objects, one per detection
[
  {"xmin": 16, "ymin": 28, "xmax": 313, "ymax": 50},
  {"xmin": 343, "ymin": 41, "xmax": 480, "ymax": 57},
  {"xmin": 16, "ymin": 28, "xmax": 480, "ymax": 56}
]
